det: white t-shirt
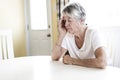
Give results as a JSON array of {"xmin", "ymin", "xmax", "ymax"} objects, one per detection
[{"xmin": 61, "ymin": 28, "xmax": 105, "ymax": 59}]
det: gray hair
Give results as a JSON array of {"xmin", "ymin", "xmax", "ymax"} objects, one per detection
[{"xmin": 62, "ymin": 3, "xmax": 86, "ymax": 21}]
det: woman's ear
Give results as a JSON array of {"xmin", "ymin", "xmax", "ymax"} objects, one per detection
[{"xmin": 80, "ymin": 19, "xmax": 85, "ymax": 24}]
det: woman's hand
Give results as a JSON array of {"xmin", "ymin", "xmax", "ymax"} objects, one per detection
[
  {"xmin": 58, "ymin": 17, "xmax": 67, "ymax": 37},
  {"xmin": 63, "ymin": 55, "xmax": 73, "ymax": 65}
]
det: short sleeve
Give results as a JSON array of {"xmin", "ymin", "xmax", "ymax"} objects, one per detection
[{"xmin": 92, "ymin": 30, "xmax": 105, "ymax": 52}]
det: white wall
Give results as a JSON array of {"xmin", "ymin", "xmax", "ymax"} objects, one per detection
[
  {"xmin": 70, "ymin": 0, "xmax": 120, "ymax": 27},
  {"xmin": 0, "ymin": 0, "xmax": 26, "ymax": 57}
]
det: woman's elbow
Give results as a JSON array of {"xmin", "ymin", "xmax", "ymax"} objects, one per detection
[
  {"xmin": 51, "ymin": 55, "xmax": 60, "ymax": 61},
  {"xmin": 99, "ymin": 63, "xmax": 106, "ymax": 69},
  {"xmin": 98, "ymin": 60, "xmax": 107, "ymax": 69}
]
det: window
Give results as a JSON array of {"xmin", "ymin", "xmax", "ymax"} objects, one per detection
[{"xmin": 30, "ymin": 0, "xmax": 48, "ymax": 30}]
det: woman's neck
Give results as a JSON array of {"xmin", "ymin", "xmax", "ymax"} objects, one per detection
[{"xmin": 75, "ymin": 25, "xmax": 87, "ymax": 39}]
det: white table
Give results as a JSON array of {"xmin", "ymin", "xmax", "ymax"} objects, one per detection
[{"xmin": 0, "ymin": 56, "xmax": 120, "ymax": 80}]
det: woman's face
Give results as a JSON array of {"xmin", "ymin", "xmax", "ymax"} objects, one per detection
[{"xmin": 63, "ymin": 15, "xmax": 81, "ymax": 34}]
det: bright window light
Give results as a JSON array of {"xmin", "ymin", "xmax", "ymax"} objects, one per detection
[{"xmin": 30, "ymin": 0, "xmax": 48, "ymax": 30}]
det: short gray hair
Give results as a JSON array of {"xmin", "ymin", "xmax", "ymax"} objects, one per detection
[{"xmin": 62, "ymin": 3, "xmax": 86, "ymax": 21}]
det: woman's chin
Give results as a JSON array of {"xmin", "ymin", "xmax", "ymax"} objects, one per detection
[{"xmin": 68, "ymin": 31, "xmax": 74, "ymax": 34}]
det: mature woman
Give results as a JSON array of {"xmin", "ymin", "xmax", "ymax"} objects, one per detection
[{"xmin": 52, "ymin": 2, "xmax": 106, "ymax": 69}]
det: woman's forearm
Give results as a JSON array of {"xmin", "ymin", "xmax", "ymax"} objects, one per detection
[
  {"xmin": 63, "ymin": 47, "xmax": 107, "ymax": 69},
  {"xmin": 52, "ymin": 45, "xmax": 61, "ymax": 60},
  {"xmin": 72, "ymin": 58, "xmax": 106, "ymax": 69},
  {"xmin": 52, "ymin": 35, "xmax": 65, "ymax": 60}
]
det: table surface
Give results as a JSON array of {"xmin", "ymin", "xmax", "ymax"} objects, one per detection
[{"xmin": 0, "ymin": 56, "xmax": 120, "ymax": 80}]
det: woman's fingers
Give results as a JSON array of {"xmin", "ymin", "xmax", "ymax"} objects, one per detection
[
  {"xmin": 58, "ymin": 17, "xmax": 67, "ymax": 36},
  {"xmin": 63, "ymin": 55, "xmax": 72, "ymax": 65},
  {"xmin": 59, "ymin": 17, "xmax": 64, "ymax": 27}
]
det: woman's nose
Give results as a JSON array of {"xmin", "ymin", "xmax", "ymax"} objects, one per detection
[{"xmin": 65, "ymin": 21, "xmax": 69, "ymax": 27}]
